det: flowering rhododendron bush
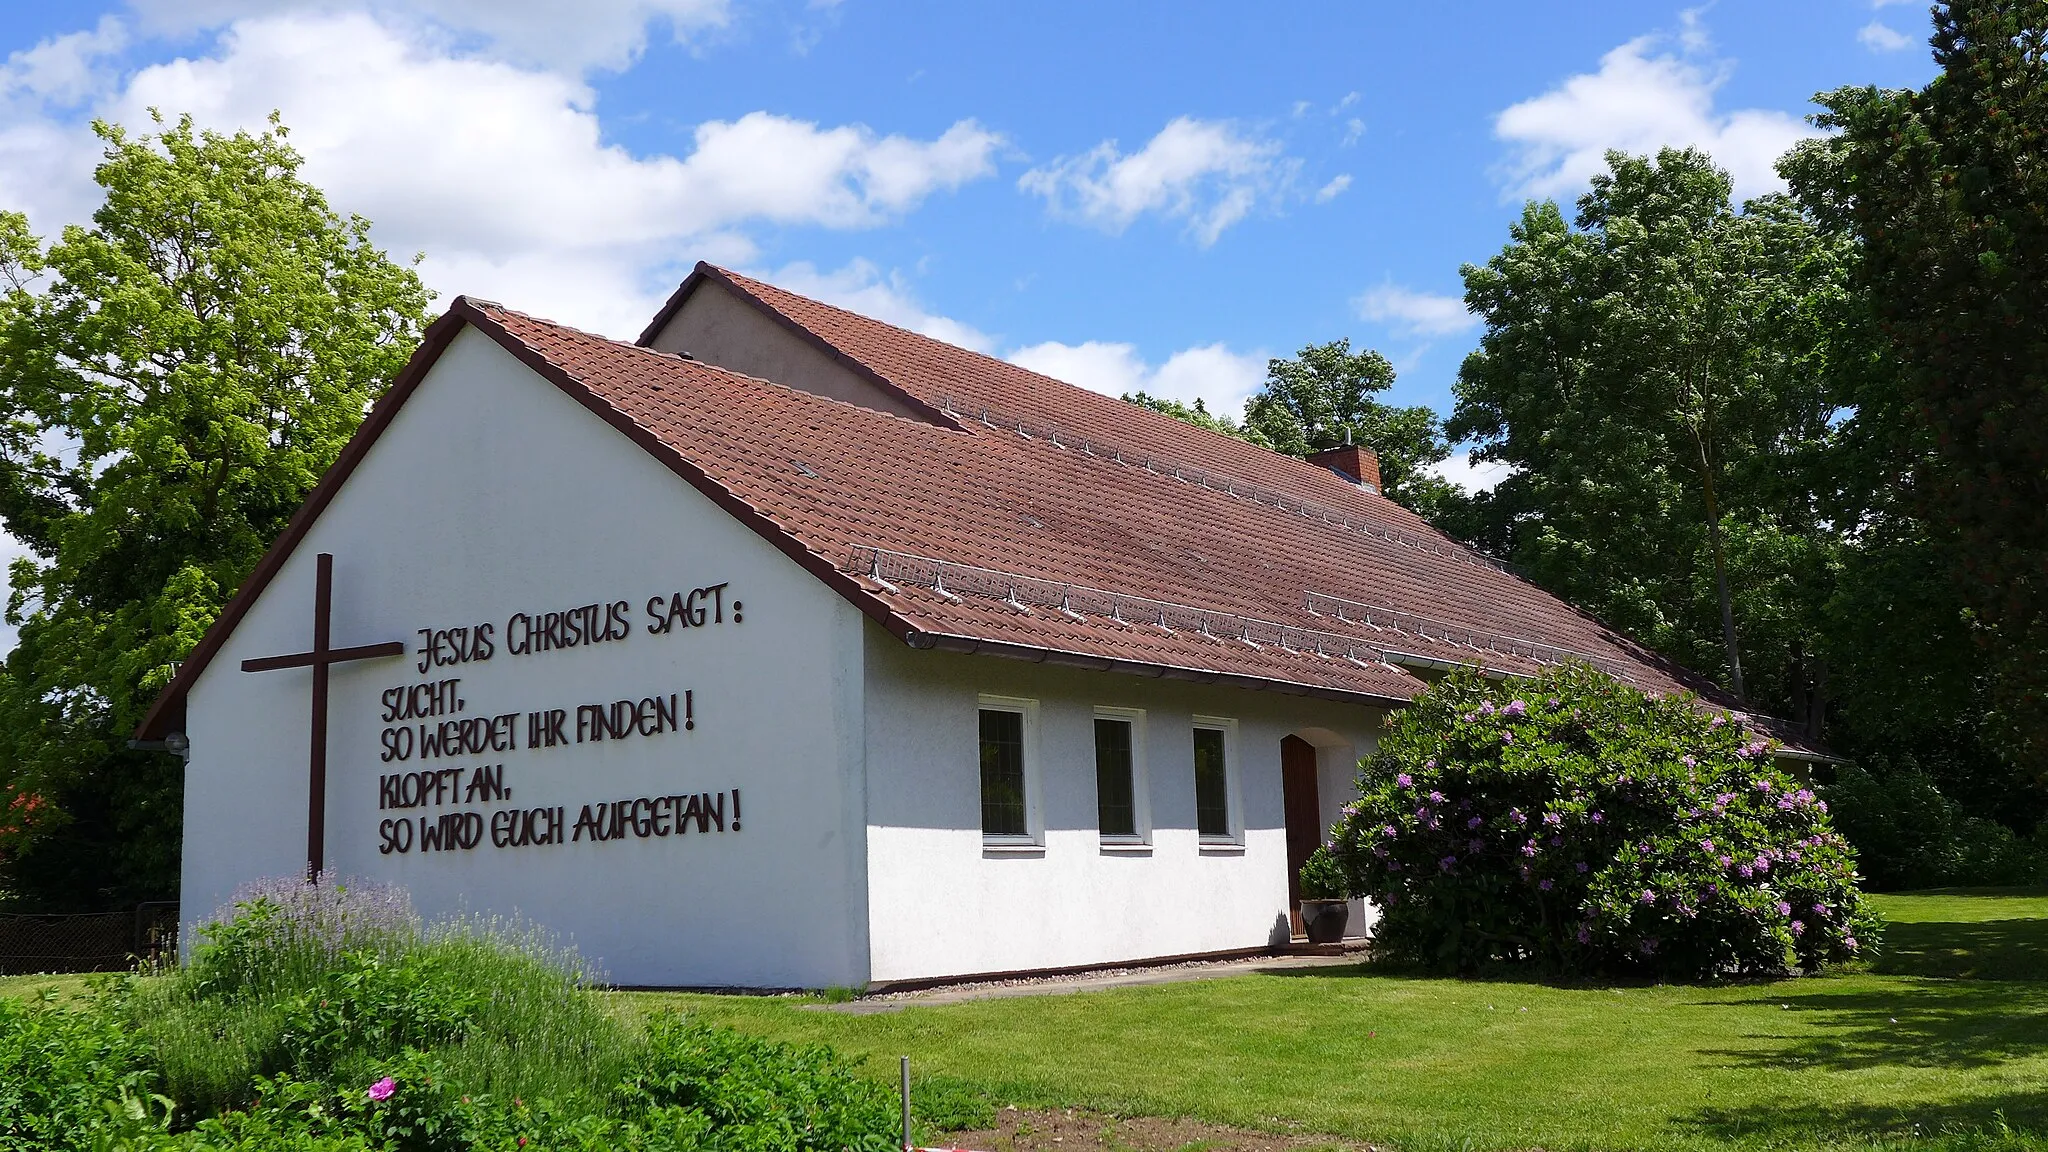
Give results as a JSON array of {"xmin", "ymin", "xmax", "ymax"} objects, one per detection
[{"xmin": 1330, "ymin": 666, "xmax": 1882, "ymax": 979}]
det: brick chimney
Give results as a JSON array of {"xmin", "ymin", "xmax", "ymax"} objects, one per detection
[{"xmin": 1306, "ymin": 444, "xmax": 1382, "ymax": 494}]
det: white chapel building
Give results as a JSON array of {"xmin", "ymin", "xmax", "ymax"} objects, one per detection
[{"xmin": 137, "ymin": 265, "xmax": 1807, "ymax": 989}]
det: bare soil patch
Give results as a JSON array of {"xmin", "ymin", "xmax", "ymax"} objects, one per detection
[{"xmin": 941, "ymin": 1107, "xmax": 1374, "ymax": 1152}]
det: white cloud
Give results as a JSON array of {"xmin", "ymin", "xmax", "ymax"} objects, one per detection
[
  {"xmin": 1857, "ymin": 21, "xmax": 1914, "ymax": 52},
  {"xmin": 1019, "ymin": 117, "xmax": 1300, "ymax": 246},
  {"xmin": 759, "ymin": 258, "xmax": 998, "ymax": 353},
  {"xmin": 1428, "ymin": 454, "xmax": 1516, "ymax": 495},
  {"xmin": 1354, "ymin": 284, "xmax": 1477, "ymax": 338},
  {"xmin": 1007, "ymin": 339, "xmax": 1266, "ymax": 417},
  {"xmin": 1314, "ymin": 174, "xmax": 1352, "ymax": 203},
  {"xmin": 1340, "ymin": 117, "xmax": 1364, "ymax": 147},
  {"xmin": 125, "ymin": 0, "xmax": 731, "ymax": 73},
  {"xmin": 70, "ymin": 12, "xmax": 1001, "ymax": 334},
  {"xmin": 2, "ymin": 16, "xmax": 127, "ymax": 106},
  {"xmin": 1493, "ymin": 20, "xmax": 1813, "ymax": 201}
]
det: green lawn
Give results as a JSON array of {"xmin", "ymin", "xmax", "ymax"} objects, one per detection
[
  {"xmin": 5, "ymin": 891, "xmax": 2042, "ymax": 1150},
  {"xmin": 639, "ymin": 890, "xmax": 2048, "ymax": 1152}
]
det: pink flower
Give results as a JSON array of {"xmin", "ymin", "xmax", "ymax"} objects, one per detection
[{"xmin": 367, "ymin": 1077, "xmax": 397, "ymax": 1103}]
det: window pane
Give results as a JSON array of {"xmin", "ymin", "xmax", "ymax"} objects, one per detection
[
  {"xmin": 980, "ymin": 708, "xmax": 1027, "ymax": 837},
  {"xmin": 1094, "ymin": 718, "xmax": 1136, "ymax": 837},
  {"xmin": 1193, "ymin": 727, "xmax": 1230, "ymax": 838}
]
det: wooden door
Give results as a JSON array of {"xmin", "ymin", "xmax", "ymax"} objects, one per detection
[{"xmin": 1281, "ymin": 735, "xmax": 1322, "ymax": 938}]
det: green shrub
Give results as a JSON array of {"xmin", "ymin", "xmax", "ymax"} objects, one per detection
[
  {"xmin": 618, "ymin": 1016, "xmax": 899, "ymax": 1152},
  {"xmin": 135, "ymin": 878, "xmax": 633, "ymax": 1118},
  {"xmin": 1298, "ymin": 846, "xmax": 1346, "ymax": 900},
  {"xmin": 1824, "ymin": 764, "xmax": 2048, "ymax": 889},
  {"xmin": 0, "ymin": 982, "xmax": 157, "ymax": 1151},
  {"xmin": 1329, "ymin": 666, "xmax": 1883, "ymax": 979},
  {"xmin": 2, "ymin": 880, "xmax": 901, "ymax": 1151}
]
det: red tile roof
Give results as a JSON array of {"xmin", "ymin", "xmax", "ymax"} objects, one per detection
[{"xmin": 139, "ymin": 269, "xmax": 1819, "ymax": 756}]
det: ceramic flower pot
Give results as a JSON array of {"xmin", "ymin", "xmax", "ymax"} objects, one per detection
[{"xmin": 1300, "ymin": 899, "xmax": 1350, "ymax": 944}]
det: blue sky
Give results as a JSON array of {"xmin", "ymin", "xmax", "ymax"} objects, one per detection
[{"xmin": 0, "ymin": 0, "xmax": 1941, "ymax": 480}]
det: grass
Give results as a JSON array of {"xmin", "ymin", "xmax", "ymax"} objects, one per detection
[
  {"xmin": 627, "ymin": 889, "xmax": 2048, "ymax": 1152},
  {"xmin": 7, "ymin": 889, "xmax": 2044, "ymax": 1150}
]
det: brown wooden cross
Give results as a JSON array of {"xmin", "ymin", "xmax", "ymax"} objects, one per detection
[{"xmin": 240, "ymin": 553, "xmax": 405, "ymax": 879}]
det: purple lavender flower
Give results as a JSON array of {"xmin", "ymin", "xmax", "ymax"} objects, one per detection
[
  {"xmin": 1576, "ymin": 862, "xmax": 1589, "ymax": 873},
  {"xmin": 1429, "ymin": 791, "xmax": 1446, "ymax": 804},
  {"xmin": 1577, "ymin": 925, "xmax": 1592, "ymax": 944},
  {"xmin": 1503, "ymin": 700, "xmax": 1527, "ymax": 718},
  {"xmin": 1791, "ymin": 920, "xmax": 1805, "ymax": 935},
  {"xmin": 1468, "ymin": 815, "xmax": 1485, "ymax": 829},
  {"xmin": 1699, "ymin": 839, "xmax": 1715, "ymax": 851},
  {"xmin": 1396, "ymin": 773, "xmax": 1413, "ymax": 788},
  {"xmin": 1711, "ymin": 714, "xmax": 1727, "ymax": 728},
  {"xmin": 1468, "ymin": 838, "xmax": 1485, "ymax": 853},
  {"xmin": 1539, "ymin": 879, "xmax": 1553, "ymax": 891},
  {"xmin": 1543, "ymin": 811, "xmax": 1563, "ymax": 827},
  {"xmin": 1776, "ymin": 901, "xmax": 1793, "ymax": 917},
  {"xmin": 1439, "ymin": 855, "xmax": 1458, "ymax": 871},
  {"xmin": 1640, "ymin": 889, "xmax": 1657, "ymax": 905},
  {"xmin": 1590, "ymin": 812, "xmax": 1605, "ymax": 824},
  {"xmin": 1522, "ymin": 841, "xmax": 1538, "ymax": 857},
  {"xmin": 1479, "ymin": 701, "xmax": 1496, "ymax": 717},
  {"xmin": 1501, "ymin": 730, "xmax": 1515, "ymax": 744}
]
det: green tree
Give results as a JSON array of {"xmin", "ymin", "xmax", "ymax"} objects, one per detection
[
  {"xmin": 1120, "ymin": 390, "xmax": 1268, "ymax": 446},
  {"xmin": 1450, "ymin": 148, "xmax": 1849, "ymax": 715},
  {"xmin": 0, "ymin": 113, "xmax": 431, "ymax": 908},
  {"xmin": 1785, "ymin": 0, "xmax": 2048, "ymax": 775},
  {"xmin": 1243, "ymin": 340, "xmax": 1458, "ymax": 515}
]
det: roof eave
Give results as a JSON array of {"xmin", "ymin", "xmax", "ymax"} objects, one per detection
[{"xmin": 903, "ymin": 629, "xmax": 1416, "ymax": 711}]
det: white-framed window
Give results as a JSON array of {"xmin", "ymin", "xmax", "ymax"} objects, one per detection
[
  {"xmin": 1191, "ymin": 715, "xmax": 1240, "ymax": 844},
  {"xmin": 977, "ymin": 695, "xmax": 1040, "ymax": 845},
  {"xmin": 1092, "ymin": 706, "xmax": 1149, "ymax": 844}
]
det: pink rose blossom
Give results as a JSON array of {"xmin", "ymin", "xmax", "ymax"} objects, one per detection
[{"xmin": 367, "ymin": 1078, "xmax": 396, "ymax": 1103}]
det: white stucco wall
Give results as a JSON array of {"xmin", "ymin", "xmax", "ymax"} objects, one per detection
[
  {"xmin": 862, "ymin": 630, "xmax": 1383, "ymax": 984},
  {"xmin": 646, "ymin": 281, "xmax": 927, "ymax": 420},
  {"xmin": 180, "ymin": 326, "xmax": 870, "ymax": 989}
]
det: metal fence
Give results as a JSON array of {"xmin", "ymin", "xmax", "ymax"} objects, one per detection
[{"xmin": 0, "ymin": 901, "xmax": 178, "ymax": 975}]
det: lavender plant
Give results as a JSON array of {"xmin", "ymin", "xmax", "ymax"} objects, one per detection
[{"xmin": 1329, "ymin": 665, "xmax": 1883, "ymax": 979}]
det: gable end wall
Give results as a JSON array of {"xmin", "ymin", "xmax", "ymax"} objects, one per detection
[{"xmin": 180, "ymin": 326, "xmax": 870, "ymax": 988}]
